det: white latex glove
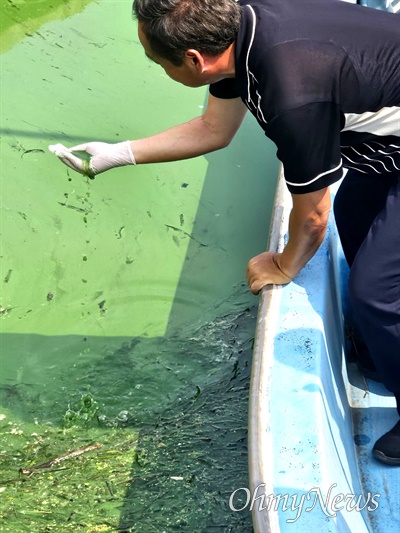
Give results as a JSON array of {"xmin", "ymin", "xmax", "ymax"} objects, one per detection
[{"xmin": 49, "ymin": 141, "xmax": 136, "ymax": 178}]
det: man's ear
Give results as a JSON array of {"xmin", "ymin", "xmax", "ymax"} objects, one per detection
[{"xmin": 184, "ymin": 49, "xmax": 206, "ymax": 72}]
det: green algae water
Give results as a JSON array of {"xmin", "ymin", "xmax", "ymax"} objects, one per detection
[{"xmin": 0, "ymin": 1, "xmax": 279, "ymax": 531}]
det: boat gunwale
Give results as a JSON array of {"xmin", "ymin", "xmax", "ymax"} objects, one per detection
[{"xmin": 248, "ymin": 168, "xmax": 291, "ymax": 533}]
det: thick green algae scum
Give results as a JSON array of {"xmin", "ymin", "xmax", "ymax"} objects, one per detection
[{"xmin": 0, "ymin": 1, "xmax": 279, "ymax": 531}]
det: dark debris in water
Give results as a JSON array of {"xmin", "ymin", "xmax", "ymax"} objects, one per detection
[
  {"xmin": 115, "ymin": 308, "xmax": 256, "ymax": 532},
  {"xmin": 3, "ymin": 269, "xmax": 13, "ymax": 283},
  {"xmin": 164, "ymin": 224, "xmax": 208, "ymax": 247},
  {"xmin": 21, "ymin": 148, "xmax": 45, "ymax": 158},
  {"xmin": 1, "ymin": 305, "xmax": 256, "ymax": 532}
]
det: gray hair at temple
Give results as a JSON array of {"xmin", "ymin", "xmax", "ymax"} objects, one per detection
[{"xmin": 132, "ymin": 0, "xmax": 241, "ymax": 66}]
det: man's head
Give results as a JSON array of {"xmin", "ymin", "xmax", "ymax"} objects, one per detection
[{"xmin": 132, "ymin": 0, "xmax": 241, "ymax": 67}]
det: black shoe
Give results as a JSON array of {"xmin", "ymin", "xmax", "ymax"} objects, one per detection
[{"xmin": 372, "ymin": 421, "xmax": 400, "ymax": 465}]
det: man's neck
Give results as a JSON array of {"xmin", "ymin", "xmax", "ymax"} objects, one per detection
[{"xmin": 205, "ymin": 42, "xmax": 236, "ymax": 81}]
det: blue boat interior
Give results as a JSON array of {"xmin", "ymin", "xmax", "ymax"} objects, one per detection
[
  {"xmin": 357, "ymin": 0, "xmax": 399, "ymax": 12},
  {"xmin": 264, "ymin": 183, "xmax": 399, "ymax": 532}
]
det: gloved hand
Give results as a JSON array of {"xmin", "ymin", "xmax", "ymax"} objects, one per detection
[{"xmin": 49, "ymin": 141, "xmax": 136, "ymax": 178}]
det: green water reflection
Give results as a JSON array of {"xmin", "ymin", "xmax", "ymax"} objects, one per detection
[
  {"xmin": 0, "ymin": 1, "xmax": 279, "ymax": 531},
  {"xmin": 0, "ymin": 0, "xmax": 96, "ymax": 54}
]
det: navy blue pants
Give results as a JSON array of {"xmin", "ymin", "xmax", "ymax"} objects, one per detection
[{"xmin": 334, "ymin": 170, "xmax": 400, "ymax": 412}]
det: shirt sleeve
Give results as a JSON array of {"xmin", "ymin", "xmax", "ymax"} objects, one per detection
[
  {"xmin": 266, "ymin": 102, "xmax": 345, "ymax": 194},
  {"xmin": 209, "ymin": 78, "xmax": 240, "ymax": 99}
]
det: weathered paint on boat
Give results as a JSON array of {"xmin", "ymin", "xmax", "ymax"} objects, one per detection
[{"xmin": 248, "ymin": 170, "xmax": 400, "ymax": 532}]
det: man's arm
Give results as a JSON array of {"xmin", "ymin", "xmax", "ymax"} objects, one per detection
[
  {"xmin": 49, "ymin": 95, "xmax": 247, "ymax": 175},
  {"xmin": 132, "ymin": 95, "xmax": 247, "ymax": 163},
  {"xmin": 246, "ymin": 187, "xmax": 331, "ymax": 294}
]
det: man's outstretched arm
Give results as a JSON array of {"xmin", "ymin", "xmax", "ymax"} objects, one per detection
[
  {"xmin": 131, "ymin": 95, "xmax": 247, "ymax": 163},
  {"xmin": 49, "ymin": 95, "xmax": 247, "ymax": 176},
  {"xmin": 246, "ymin": 187, "xmax": 332, "ymax": 294}
]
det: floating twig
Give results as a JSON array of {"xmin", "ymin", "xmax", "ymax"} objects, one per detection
[
  {"xmin": 21, "ymin": 149, "xmax": 45, "ymax": 158},
  {"xmin": 19, "ymin": 443, "xmax": 101, "ymax": 477},
  {"xmin": 164, "ymin": 224, "xmax": 208, "ymax": 247},
  {"xmin": 105, "ymin": 480, "xmax": 114, "ymax": 497},
  {"xmin": 57, "ymin": 201, "xmax": 90, "ymax": 214}
]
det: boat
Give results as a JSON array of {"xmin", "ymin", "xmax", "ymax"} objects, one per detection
[
  {"xmin": 248, "ymin": 166, "xmax": 400, "ymax": 532},
  {"xmin": 247, "ymin": 2, "xmax": 399, "ymax": 530}
]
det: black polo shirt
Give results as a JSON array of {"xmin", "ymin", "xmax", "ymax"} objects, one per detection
[{"xmin": 210, "ymin": 0, "xmax": 400, "ymax": 193}]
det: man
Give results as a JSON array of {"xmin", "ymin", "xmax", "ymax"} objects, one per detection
[{"xmin": 50, "ymin": 0, "xmax": 400, "ymax": 464}]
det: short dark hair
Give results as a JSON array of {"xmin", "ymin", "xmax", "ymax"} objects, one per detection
[{"xmin": 133, "ymin": 0, "xmax": 241, "ymax": 66}]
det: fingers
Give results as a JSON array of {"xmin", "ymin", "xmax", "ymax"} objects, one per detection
[
  {"xmin": 49, "ymin": 143, "xmax": 68, "ymax": 155},
  {"xmin": 246, "ymin": 271, "xmax": 270, "ymax": 295},
  {"xmin": 246, "ymin": 251, "xmax": 292, "ymax": 294},
  {"xmin": 246, "ymin": 263, "xmax": 262, "ymax": 295},
  {"xmin": 59, "ymin": 151, "xmax": 87, "ymax": 174},
  {"xmin": 49, "ymin": 144, "xmax": 86, "ymax": 174},
  {"xmin": 69, "ymin": 143, "xmax": 88, "ymax": 152},
  {"xmin": 249, "ymin": 281, "xmax": 262, "ymax": 295}
]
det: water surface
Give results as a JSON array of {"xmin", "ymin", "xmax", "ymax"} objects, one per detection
[{"xmin": 0, "ymin": 1, "xmax": 279, "ymax": 530}]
